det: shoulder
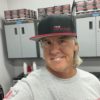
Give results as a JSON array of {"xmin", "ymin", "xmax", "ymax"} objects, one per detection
[
  {"xmin": 77, "ymin": 68, "xmax": 97, "ymax": 79},
  {"xmin": 8, "ymin": 68, "xmax": 46, "ymax": 95},
  {"xmin": 12, "ymin": 68, "xmax": 42, "ymax": 89},
  {"xmin": 24, "ymin": 67, "xmax": 45, "ymax": 84},
  {"xmin": 77, "ymin": 68, "xmax": 100, "ymax": 84},
  {"xmin": 77, "ymin": 68, "xmax": 100, "ymax": 93}
]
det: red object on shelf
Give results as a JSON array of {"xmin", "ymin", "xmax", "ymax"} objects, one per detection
[{"xmin": 27, "ymin": 65, "xmax": 32, "ymax": 73}]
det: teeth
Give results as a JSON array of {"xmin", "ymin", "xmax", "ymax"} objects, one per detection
[{"xmin": 53, "ymin": 58, "xmax": 62, "ymax": 61}]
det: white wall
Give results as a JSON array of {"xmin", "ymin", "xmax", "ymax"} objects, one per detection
[
  {"xmin": 0, "ymin": 0, "xmax": 8, "ymax": 18},
  {"xmin": 0, "ymin": 0, "xmax": 14, "ymax": 95},
  {"xmin": 0, "ymin": 34, "xmax": 14, "ymax": 94},
  {"xmin": 7, "ymin": 0, "xmax": 74, "ymax": 10}
]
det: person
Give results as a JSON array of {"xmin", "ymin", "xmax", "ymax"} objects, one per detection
[{"xmin": 3, "ymin": 14, "xmax": 100, "ymax": 100}]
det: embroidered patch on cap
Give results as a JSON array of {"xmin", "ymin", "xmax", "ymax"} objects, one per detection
[{"xmin": 52, "ymin": 26, "xmax": 71, "ymax": 32}]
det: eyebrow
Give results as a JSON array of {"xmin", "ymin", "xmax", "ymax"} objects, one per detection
[
  {"xmin": 59, "ymin": 36, "xmax": 73, "ymax": 40},
  {"xmin": 39, "ymin": 38, "xmax": 49, "ymax": 42}
]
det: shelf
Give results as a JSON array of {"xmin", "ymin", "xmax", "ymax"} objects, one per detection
[{"xmin": 4, "ymin": 18, "xmax": 39, "ymax": 25}]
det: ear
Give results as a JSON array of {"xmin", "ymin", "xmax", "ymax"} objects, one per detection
[{"xmin": 74, "ymin": 43, "xmax": 79, "ymax": 52}]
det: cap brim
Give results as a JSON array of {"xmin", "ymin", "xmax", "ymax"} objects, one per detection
[{"xmin": 30, "ymin": 32, "xmax": 77, "ymax": 41}]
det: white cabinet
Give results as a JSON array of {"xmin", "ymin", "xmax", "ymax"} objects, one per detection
[
  {"xmin": 96, "ymin": 16, "xmax": 100, "ymax": 56},
  {"xmin": 4, "ymin": 22, "xmax": 37, "ymax": 58},
  {"xmin": 76, "ymin": 16, "xmax": 100, "ymax": 57}
]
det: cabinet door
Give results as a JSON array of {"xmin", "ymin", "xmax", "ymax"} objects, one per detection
[
  {"xmin": 76, "ymin": 17, "xmax": 96, "ymax": 57},
  {"xmin": 5, "ymin": 25, "xmax": 22, "ymax": 58},
  {"xmin": 39, "ymin": 43, "xmax": 44, "ymax": 58},
  {"xmin": 96, "ymin": 16, "xmax": 100, "ymax": 56},
  {"xmin": 19, "ymin": 23, "xmax": 37, "ymax": 57}
]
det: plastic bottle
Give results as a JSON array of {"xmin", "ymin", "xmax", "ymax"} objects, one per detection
[
  {"xmin": 23, "ymin": 62, "xmax": 28, "ymax": 75},
  {"xmin": 32, "ymin": 62, "xmax": 37, "ymax": 71}
]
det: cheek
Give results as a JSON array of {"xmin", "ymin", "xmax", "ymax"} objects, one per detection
[
  {"xmin": 63, "ymin": 48, "xmax": 75, "ymax": 63},
  {"xmin": 63, "ymin": 47, "xmax": 74, "ymax": 56}
]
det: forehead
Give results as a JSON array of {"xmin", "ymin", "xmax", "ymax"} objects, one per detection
[{"xmin": 41, "ymin": 35, "xmax": 74, "ymax": 40}]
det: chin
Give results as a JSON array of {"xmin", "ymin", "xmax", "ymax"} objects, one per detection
[{"xmin": 48, "ymin": 63, "xmax": 68, "ymax": 72}]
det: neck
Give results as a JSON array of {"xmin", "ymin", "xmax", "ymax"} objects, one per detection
[{"xmin": 47, "ymin": 67, "xmax": 77, "ymax": 79}]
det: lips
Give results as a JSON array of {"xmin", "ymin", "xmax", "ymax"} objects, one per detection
[{"xmin": 50, "ymin": 56, "xmax": 64, "ymax": 62}]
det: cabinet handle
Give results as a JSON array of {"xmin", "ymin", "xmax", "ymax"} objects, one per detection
[
  {"xmin": 21, "ymin": 27, "xmax": 25, "ymax": 34},
  {"xmin": 14, "ymin": 28, "xmax": 17, "ymax": 35},
  {"xmin": 99, "ymin": 21, "xmax": 100, "ymax": 29},
  {"xmin": 89, "ymin": 21, "xmax": 93, "ymax": 29}
]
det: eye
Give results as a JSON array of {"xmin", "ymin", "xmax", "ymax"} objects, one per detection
[
  {"xmin": 41, "ymin": 40, "xmax": 52, "ymax": 47},
  {"xmin": 59, "ymin": 39, "xmax": 66, "ymax": 44},
  {"xmin": 45, "ymin": 40, "xmax": 51, "ymax": 45}
]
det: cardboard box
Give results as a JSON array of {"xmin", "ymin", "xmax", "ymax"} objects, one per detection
[
  {"xmin": 95, "ymin": 0, "xmax": 100, "ymax": 9},
  {"xmin": 76, "ymin": 1, "xmax": 86, "ymax": 12},
  {"xmin": 46, "ymin": 7, "xmax": 54, "ymax": 15},
  {"xmin": 38, "ymin": 8, "xmax": 46, "ymax": 20},
  {"xmin": 62, "ymin": 4, "xmax": 70, "ymax": 14},
  {"xmin": 86, "ymin": 0, "xmax": 96, "ymax": 10},
  {"xmin": 4, "ymin": 9, "xmax": 37, "ymax": 20},
  {"xmin": 54, "ymin": 6, "xmax": 62, "ymax": 14},
  {"xmin": 4, "ymin": 10, "xmax": 12, "ymax": 19}
]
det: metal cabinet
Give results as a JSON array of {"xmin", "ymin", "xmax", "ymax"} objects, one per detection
[
  {"xmin": 76, "ymin": 16, "xmax": 100, "ymax": 57},
  {"xmin": 96, "ymin": 16, "xmax": 100, "ymax": 56},
  {"xmin": 4, "ymin": 22, "xmax": 37, "ymax": 58}
]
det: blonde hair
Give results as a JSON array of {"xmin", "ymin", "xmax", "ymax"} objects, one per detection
[{"xmin": 73, "ymin": 38, "xmax": 83, "ymax": 67}]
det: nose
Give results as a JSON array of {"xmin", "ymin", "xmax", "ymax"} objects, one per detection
[{"xmin": 50, "ymin": 42, "xmax": 61, "ymax": 55}]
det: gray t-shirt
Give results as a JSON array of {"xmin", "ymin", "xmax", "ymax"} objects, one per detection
[{"xmin": 3, "ymin": 67, "xmax": 100, "ymax": 100}]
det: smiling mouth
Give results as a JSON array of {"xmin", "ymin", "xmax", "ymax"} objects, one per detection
[{"xmin": 51, "ymin": 56, "xmax": 64, "ymax": 62}]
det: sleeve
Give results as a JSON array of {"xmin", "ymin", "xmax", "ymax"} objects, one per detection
[{"xmin": 3, "ymin": 79, "xmax": 34, "ymax": 100}]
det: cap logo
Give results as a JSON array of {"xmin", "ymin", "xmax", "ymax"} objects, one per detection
[
  {"xmin": 54, "ymin": 26, "xmax": 61, "ymax": 28},
  {"xmin": 52, "ymin": 26, "xmax": 71, "ymax": 32}
]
